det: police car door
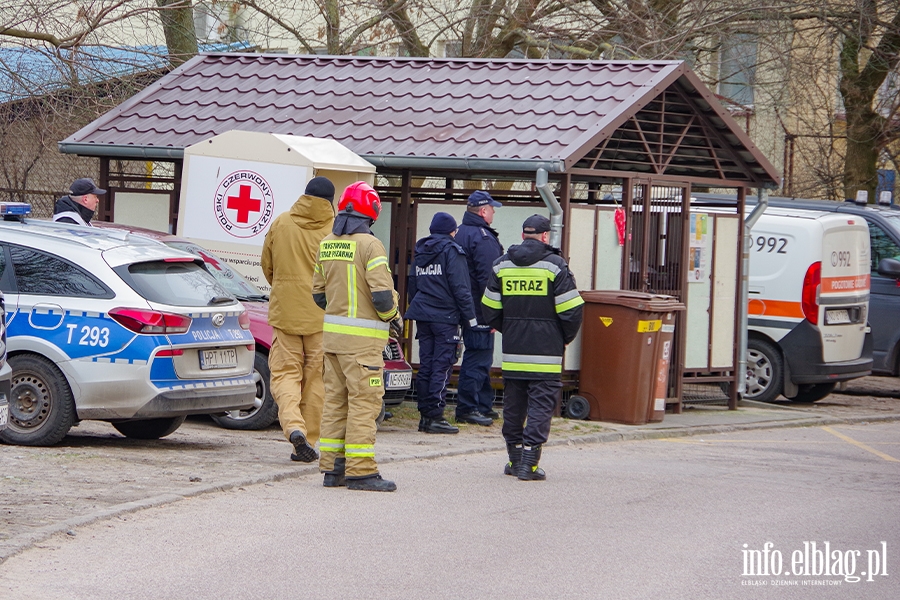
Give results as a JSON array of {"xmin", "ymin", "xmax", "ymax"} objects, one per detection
[
  {"xmin": 866, "ymin": 218, "xmax": 900, "ymax": 373},
  {"xmin": 3, "ymin": 244, "xmax": 127, "ymax": 396},
  {"xmin": 0, "ymin": 244, "xmax": 18, "ymax": 337}
]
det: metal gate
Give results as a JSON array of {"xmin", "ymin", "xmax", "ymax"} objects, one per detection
[{"xmin": 621, "ymin": 181, "xmax": 691, "ymax": 409}]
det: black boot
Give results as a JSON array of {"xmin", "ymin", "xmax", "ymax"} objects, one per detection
[
  {"xmin": 422, "ymin": 417, "xmax": 459, "ymax": 434},
  {"xmin": 289, "ymin": 430, "xmax": 318, "ymax": 463},
  {"xmin": 347, "ymin": 474, "xmax": 397, "ymax": 492},
  {"xmin": 517, "ymin": 445, "xmax": 546, "ymax": 481},
  {"xmin": 504, "ymin": 443, "xmax": 522, "ymax": 476},
  {"xmin": 323, "ymin": 457, "xmax": 346, "ymax": 488}
]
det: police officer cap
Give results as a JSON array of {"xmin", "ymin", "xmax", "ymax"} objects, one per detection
[
  {"xmin": 466, "ymin": 190, "xmax": 502, "ymax": 208},
  {"xmin": 523, "ymin": 214, "xmax": 551, "ymax": 234},
  {"xmin": 304, "ymin": 176, "xmax": 335, "ymax": 202},
  {"xmin": 70, "ymin": 178, "xmax": 106, "ymax": 196},
  {"xmin": 429, "ymin": 212, "xmax": 457, "ymax": 234}
]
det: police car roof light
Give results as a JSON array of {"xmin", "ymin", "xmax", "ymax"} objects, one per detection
[
  {"xmin": 109, "ymin": 307, "xmax": 192, "ymax": 334},
  {"xmin": 0, "ymin": 201, "xmax": 32, "ymax": 220}
]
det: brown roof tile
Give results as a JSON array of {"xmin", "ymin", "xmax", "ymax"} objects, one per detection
[{"xmin": 61, "ymin": 54, "xmax": 779, "ymax": 185}]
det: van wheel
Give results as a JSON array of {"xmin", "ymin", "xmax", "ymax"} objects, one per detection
[
  {"xmin": 789, "ymin": 383, "xmax": 836, "ymax": 403},
  {"xmin": 210, "ymin": 351, "xmax": 278, "ymax": 430},
  {"xmin": 112, "ymin": 416, "xmax": 186, "ymax": 439},
  {"xmin": 0, "ymin": 354, "xmax": 76, "ymax": 446},
  {"xmin": 744, "ymin": 338, "xmax": 783, "ymax": 403}
]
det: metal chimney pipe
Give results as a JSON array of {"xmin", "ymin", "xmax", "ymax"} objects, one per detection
[{"xmin": 536, "ymin": 168, "xmax": 563, "ymax": 249}]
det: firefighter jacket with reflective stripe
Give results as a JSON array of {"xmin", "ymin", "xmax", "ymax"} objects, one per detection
[
  {"xmin": 482, "ymin": 239, "xmax": 584, "ymax": 380},
  {"xmin": 312, "ymin": 232, "xmax": 399, "ymax": 355}
]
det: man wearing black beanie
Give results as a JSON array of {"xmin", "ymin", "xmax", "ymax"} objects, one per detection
[
  {"xmin": 405, "ymin": 212, "xmax": 478, "ymax": 433},
  {"xmin": 262, "ymin": 176, "xmax": 336, "ymax": 463}
]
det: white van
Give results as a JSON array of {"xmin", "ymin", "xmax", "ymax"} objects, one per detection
[{"xmin": 744, "ymin": 206, "xmax": 872, "ymax": 402}]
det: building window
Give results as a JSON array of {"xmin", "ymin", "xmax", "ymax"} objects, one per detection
[
  {"xmin": 194, "ymin": 1, "xmax": 243, "ymax": 43},
  {"xmin": 719, "ymin": 33, "xmax": 757, "ymax": 106},
  {"xmin": 443, "ymin": 41, "xmax": 462, "ymax": 58}
]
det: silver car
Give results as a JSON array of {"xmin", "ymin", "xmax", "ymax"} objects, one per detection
[{"xmin": 0, "ymin": 205, "xmax": 256, "ymax": 446}]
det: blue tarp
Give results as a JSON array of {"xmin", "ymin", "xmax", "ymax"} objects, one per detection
[{"xmin": 0, "ymin": 41, "xmax": 252, "ymax": 102}]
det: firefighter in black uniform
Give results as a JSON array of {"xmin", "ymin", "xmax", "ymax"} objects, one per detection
[{"xmin": 481, "ymin": 214, "xmax": 584, "ymax": 480}]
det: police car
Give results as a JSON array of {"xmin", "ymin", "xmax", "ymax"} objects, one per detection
[
  {"xmin": 0, "ymin": 203, "xmax": 256, "ymax": 446},
  {"xmin": 1, "ymin": 290, "xmax": 10, "ymax": 431}
]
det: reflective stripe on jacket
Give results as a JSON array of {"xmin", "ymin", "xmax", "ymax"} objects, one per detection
[
  {"xmin": 481, "ymin": 238, "xmax": 584, "ymax": 380},
  {"xmin": 312, "ymin": 232, "xmax": 398, "ymax": 354}
]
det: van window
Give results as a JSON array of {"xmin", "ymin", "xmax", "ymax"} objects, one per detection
[
  {"xmin": 9, "ymin": 245, "xmax": 112, "ymax": 298},
  {"xmin": 868, "ymin": 222, "xmax": 900, "ymax": 274}
]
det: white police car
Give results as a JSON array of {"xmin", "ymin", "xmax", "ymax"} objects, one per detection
[
  {"xmin": 1, "ymin": 290, "xmax": 10, "ymax": 431},
  {"xmin": 0, "ymin": 203, "xmax": 256, "ymax": 445}
]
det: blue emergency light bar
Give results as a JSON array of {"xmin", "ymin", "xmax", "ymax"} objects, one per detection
[{"xmin": 0, "ymin": 201, "xmax": 31, "ymax": 217}]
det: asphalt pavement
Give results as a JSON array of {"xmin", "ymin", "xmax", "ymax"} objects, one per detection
[{"xmin": 1, "ymin": 416, "xmax": 898, "ymax": 599}]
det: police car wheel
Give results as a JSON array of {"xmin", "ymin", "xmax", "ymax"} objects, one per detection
[
  {"xmin": 743, "ymin": 338, "xmax": 784, "ymax": 403},
  {"xmin": 564, "ymin": 395, "xmax": 591, "ymax": 420},
  {"xmin": 0, "ymin": 354, "xmax": 76, "ymax": 447},
  {"xmin": 209, "ymin": 351, "xmax": 278, "ymax": 430},
  {"xmin": 111, "ymin": 416, "xmax": 186, "ymax": 440}
]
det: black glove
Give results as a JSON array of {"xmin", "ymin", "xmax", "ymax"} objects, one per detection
[{"xmin": 389, "ymin": 314, "xmax": 404, "ymax": 338}]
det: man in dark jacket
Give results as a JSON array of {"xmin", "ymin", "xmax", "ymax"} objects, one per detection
[
  {"xmin": 482, "ymin": 214, "xmax": 584, "ymax": 481},
  {"xmin": 406, "ymin": 212, "xmax": 478, "ymax": 434},
  {"xmin": 52, "ymin": 178, "xmax": 106, "ymax": 226},
  {"xmin": 453, "ymin": 190, "xmax": 503, "ymax": 426}
]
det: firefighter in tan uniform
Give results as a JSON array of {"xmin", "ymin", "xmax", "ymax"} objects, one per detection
[
  {"xmin": 261, "ymin": 176, "xmax": 335, "ymax": 463},
  {"xmin": 312, "ymin": 182, "xmax": 402, "ymax": 492}
]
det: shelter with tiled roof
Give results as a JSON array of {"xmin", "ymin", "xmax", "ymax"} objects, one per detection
[{"xmin": 61, "ymin": 54, "xmax": 782, "ymax": 410}]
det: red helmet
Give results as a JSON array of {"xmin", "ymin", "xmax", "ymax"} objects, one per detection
[{"xmin": 338, "ymin": 181, "xmax": 381, "ymax": 221}]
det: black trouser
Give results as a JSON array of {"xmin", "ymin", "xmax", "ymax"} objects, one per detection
[
  {"xmin": 501, "ymin": 378, "xmax": 562, "ymax": 447},
  {"xmin": 415, "ymin": 322, "xmax": 460, "ymax": 420}
]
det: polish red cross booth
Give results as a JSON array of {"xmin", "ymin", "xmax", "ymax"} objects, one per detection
[{"xmin": 177, "ymin": 130, "xmax": 376, "ymax": 292}]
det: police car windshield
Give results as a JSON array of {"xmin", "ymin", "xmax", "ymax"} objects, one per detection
[
  {"xmin": 164, "ymin": 242, "xmax": 266, "ymax": 301},
  {"xmin": 118, "ymin": 261, "xmax": 237, "ymax": 307}
]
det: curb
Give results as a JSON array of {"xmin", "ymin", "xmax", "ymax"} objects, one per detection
[{"xmin": 2, "ymin": 412, "xmax": 899, "ymax": 563}]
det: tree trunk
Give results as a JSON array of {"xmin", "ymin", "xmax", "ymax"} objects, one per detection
[
  {"xmin": 842, "ymin": 104, "xmax": 880, "ymax": 202},
  {"xmin": 156, "ymin": 0, "xmax": 198, "ymax": 67}
]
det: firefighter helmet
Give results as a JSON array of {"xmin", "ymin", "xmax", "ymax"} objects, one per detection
[{"xmin": 338, "ymin": 181, "xmax": 381, "ymax": 221}]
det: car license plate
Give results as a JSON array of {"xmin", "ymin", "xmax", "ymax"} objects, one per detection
[
  {"xmin": 0, "ymin": 400, "xmax": 8, "ymax": 428},
  {"xmin": 199, "ymin": 348, "xmax": 238, "ymax": 369},
  {"xmin": 386, "ymin": 370, "xmax": 412, "ymax": 389},
  {"xmin": 825, "ymin": 309, "xmax": 851, "ymax": 325}
]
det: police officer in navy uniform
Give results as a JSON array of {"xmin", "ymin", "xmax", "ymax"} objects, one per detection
[
  {"xmin": 453, "ymin": 190, "xmax": 503, "ymax": 426},
  {"xmin": 406, "ymin": 212, "xmax": 478, "ymax": 434},
  {"xmin": 481, "ymin": 214, "xmax": 584, "ymax": 480},
  {"xmin": 52, "ymin": 178, "xmax": 106, "ymax": 226}
]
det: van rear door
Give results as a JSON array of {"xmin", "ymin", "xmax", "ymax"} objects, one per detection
[{"xmin": 817, "ymin": 216, "xmax": 870, "ymax": 362}]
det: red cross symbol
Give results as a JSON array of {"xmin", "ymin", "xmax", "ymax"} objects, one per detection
[
  {"xmin": 227, "ymin": 185, "xmax": 261, "ymax": 223},
  {"xmin": 197, "ymin": 250, "xmax": 223, "ymax": 271}
]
